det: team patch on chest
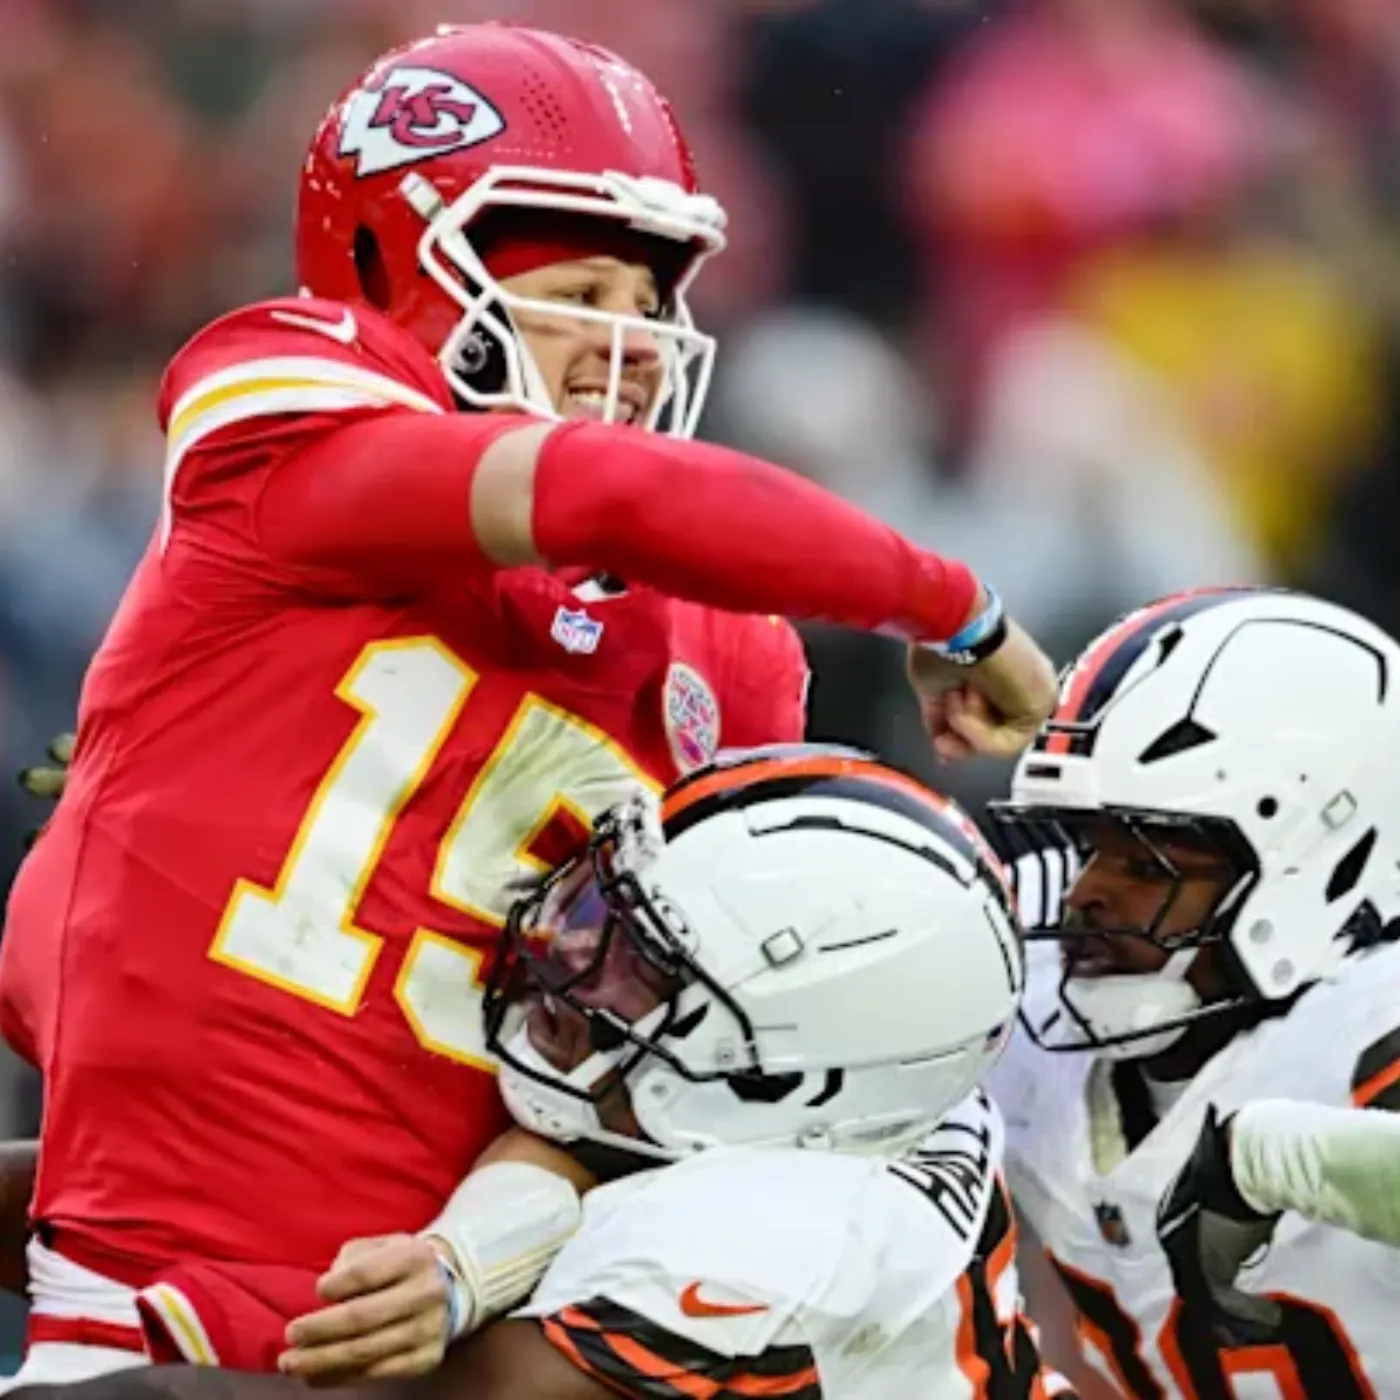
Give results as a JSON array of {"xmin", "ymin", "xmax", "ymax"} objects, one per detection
[
  {"xmin": 1094, "ymin": 1200, "xmax": 1132, "ymax": 1249},
  {"xmin": 663, "ymin": 662, "xmax": 720, "ymax": 773}
]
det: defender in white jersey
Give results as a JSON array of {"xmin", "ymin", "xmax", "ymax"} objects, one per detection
[
  {"xmin": 521, "ymin": 1089, "xmax": 1029, "ymax": 1399},
  {"xmin": 485, "ymin": 742, "xmax": 1069, "ymax": 1399},
  {"xmin": 991, "ymin": 588, "xmax": 1400, "ymax": 1399}
]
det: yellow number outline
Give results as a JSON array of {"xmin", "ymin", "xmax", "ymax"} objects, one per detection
[{"xmin": 207, "ymin": 636, "xmax": 656, "ymax": 1068}]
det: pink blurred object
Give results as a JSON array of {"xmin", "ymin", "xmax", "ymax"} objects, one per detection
[
  {"xmin": 909, "ymin": 7, "xmax": 1275, "ymax": 253},
  {"xmin": 903, "ymin": 0, "xmax": 1281, "ymax": 427}
]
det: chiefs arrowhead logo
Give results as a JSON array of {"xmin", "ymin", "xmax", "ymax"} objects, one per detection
[{"xmin": 339, "ymin": 66, "xmax": 506, "ymax": 177}]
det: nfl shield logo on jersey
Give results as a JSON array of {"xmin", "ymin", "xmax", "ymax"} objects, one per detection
[
  {"xmin": 1094, "ymin": 1201, "xmax": 1131, "ymax": 1249},
  {"xmin": 663, "ymin": 662, "xmax": 720, "ymax": 774},
  {"xmin": 550, "ymin": 606, "xmax": 604, "ymax": 656}
]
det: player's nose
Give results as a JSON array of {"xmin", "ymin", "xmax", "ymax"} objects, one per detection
[
  {"xmin": 619, "ymin": 320, "xmax": 661, "ymax": 365},
  {"xmin": 1063, "ymin": 853, "xmax": 1114, "ymax": 914}
]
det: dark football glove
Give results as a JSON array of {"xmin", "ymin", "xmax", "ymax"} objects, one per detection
[{"xmin": 1157, "ymin": 1105, "xmax": 1284, "ymax": 1347}]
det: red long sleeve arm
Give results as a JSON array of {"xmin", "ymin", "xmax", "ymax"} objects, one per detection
[
  {"xmin": 254, "ymin": 413, "xmax": 978, "ymax": 640},
  {"xmin": 532, "ymin": 423, "xmax": 978, "ymax": 641},
  {"xmin": 252, "ymin": 411, "xmax": 522, "ymax": 592}
]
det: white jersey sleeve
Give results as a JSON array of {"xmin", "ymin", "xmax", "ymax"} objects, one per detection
[{"xmin": 518, "ymin": 1092, "xmax": 1071, "ymax": 1399}]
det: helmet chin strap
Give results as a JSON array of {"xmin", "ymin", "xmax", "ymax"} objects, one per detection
[{"xmin": 1062, "ymin": 949, "xmax": 1202, "ymax": 1061}]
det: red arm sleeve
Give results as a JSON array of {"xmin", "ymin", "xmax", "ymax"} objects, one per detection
[
  {"xmin": 534, "ymin": 423, "xmax": 979, "ymax": 642},
  {"xmin": 255, "ymin": 414, "xmax": 979, "ymax": 640}
]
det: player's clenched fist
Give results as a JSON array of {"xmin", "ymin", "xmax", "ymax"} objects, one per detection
[
  {"xmin": 909, "ymin": 599, "xmax": 1058, "ymax": 762},
  {"xmin": 280, "ymin": 1233, "xmax": 454, "ymax": 1385}
]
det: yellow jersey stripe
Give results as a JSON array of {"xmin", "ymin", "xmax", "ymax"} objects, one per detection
[
  {"xmin": 168, "ymin": 372, "xmax": 436, "ymax": 450},
  {"xmin": 166, "ymin": 353, "xmax": 443, "ymax": 428},
  {"xmin": 143, "ymin": 1282, "xmax": 219, "ymax": 1365}
]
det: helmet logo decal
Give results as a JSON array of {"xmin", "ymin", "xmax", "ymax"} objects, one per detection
[{"xmin": 339, "ymin": 66, "xmax": 506, "ymax": 177}]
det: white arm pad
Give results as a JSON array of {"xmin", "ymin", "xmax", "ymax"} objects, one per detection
[
  {"xmin": 420, "ymin": 1161, "xmax": 582, "ymax": 1337},
  {"xmin": 1231, "ymin": 1099, "xmax": 1400, "ymax": 1245}
]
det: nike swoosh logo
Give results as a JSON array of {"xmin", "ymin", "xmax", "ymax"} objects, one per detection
[
  {"xmin": 678, "ymin": 1282, "xmax": 768, "ymax": 1319},
  {"xmin": 269, "ymin": 306, "xmax": 358, "ymax": 346}
]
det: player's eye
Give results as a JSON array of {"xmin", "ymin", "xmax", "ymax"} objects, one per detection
[
  {"xmin": 551, "ymin": 285, "xmax": 598, "ymax": 307},
  {"xmin": 1124, "ymin": 858, "xmax": 1169, "ymax": 882}
]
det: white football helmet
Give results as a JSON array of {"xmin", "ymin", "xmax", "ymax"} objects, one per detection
[
  {"xmin": 995, "ymin": 588, "xmax": 1400, "ymax": 1058},
  {"xmin": 485, "ymin": 744, "xmax": 1024, "ymax": 1161}
]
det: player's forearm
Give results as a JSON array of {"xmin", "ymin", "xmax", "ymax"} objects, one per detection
[
  {"xmin": 1231, "ymin": 1100, "xmax": 1400, "ymax": 1244},
  {"xmin": 422, "ymin": 1152, "xmax": 583, "ymax": 1337},
  {"xmin": 529, "ymin": 422, "xmax": 980, "ymax": 641}
]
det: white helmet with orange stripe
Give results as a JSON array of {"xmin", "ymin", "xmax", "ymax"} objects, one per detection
[
  {"xmin": 484, "ymin": 744, "xmax": 1023, "ymax": 1163},
  {"xmin": 994, "ymin": 587, "xmax": 1400, "ymax": 1060}
]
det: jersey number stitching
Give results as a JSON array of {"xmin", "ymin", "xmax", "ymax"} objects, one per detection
[
  {"xmin": 1053, "ymin": 1255, "xmax": 1374, "ymax": 1399},
  {"xmin": 206, "ymin": 636, "xmax": 654, "ymax": 1068}
]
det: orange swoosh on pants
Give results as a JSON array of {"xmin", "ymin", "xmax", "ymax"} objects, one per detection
[{"xmin": 679, "ymin": 1282, "xmax": 770, "ymax": 1319}]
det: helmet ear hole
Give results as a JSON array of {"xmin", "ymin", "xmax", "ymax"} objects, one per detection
[
  {"xmin": 447, "ymin": 296, "xmax": 511, "ymax": 398},
  {"xmin": 352, "ymin": 225, "xmax": 392, "ymax": 311}
]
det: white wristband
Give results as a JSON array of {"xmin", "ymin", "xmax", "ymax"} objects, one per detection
[{"xmin": 420, "ymin": 1161, "xmax": 582, "ymax": 1337}]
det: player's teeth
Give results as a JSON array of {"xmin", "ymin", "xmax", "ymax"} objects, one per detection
[{"xmin": 569, "ymin": 391, "xmax": 637, "ymax": 424}]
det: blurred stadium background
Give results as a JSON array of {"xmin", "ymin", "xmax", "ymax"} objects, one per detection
[{"xmin": 0, "ymin": 0, "xmax": 1396, "ymax": 1348}]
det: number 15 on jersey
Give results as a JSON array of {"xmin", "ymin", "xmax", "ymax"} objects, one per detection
[{"xmin": 209, "ymin": 637, "xmax": 653, "ymax": 1068}]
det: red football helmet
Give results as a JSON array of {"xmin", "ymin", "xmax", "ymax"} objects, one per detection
[{"xmin": 297, "ymin": 23, "xmax": 727, "ymax": 436}]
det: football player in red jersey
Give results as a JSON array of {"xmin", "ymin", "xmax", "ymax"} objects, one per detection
[{"xmin": 0, "ymin": 20, "xmax": 1055, "ymax": 1387}]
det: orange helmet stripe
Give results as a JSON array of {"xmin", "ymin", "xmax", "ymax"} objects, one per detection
[
  {"xmin": 661, "ymin": 753, "xmax": 946, "ymax": 826},
  {"xmin": 1044, "ymin": 588, "xmax": 1248, "ymax": 756}
]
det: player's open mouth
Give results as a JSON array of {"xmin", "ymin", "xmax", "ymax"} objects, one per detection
[
  {"xmin": 565, "ymin": 387, "xmax": 645, "ymax": 425},
  {"xmin": 1062, "ymin": 944, "xmax": 1133, "ymax": 978}
]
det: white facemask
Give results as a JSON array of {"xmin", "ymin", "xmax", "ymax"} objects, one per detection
[
  {"xmin": 1060, "ymin": 949, "xmax": 1201, "ymax": 1060},
  {"xmin": 496, "ymin": 1006, "xmax": 679, "ymax": 1162}
]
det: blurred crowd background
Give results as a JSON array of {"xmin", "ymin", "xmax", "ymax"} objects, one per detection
[{"xmin": 0, "ymin": 0, "xmax": 1396, "ymax": 1150}]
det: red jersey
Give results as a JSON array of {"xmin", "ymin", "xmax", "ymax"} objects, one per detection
[{"xmin": 0, "ymin": 298, "xmax": 808, "ymax": 1280}]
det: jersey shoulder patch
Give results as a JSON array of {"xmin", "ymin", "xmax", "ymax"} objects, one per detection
[{"xmin": 157, "ymin": 298, "xmax": 450, "ymax": 539}]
